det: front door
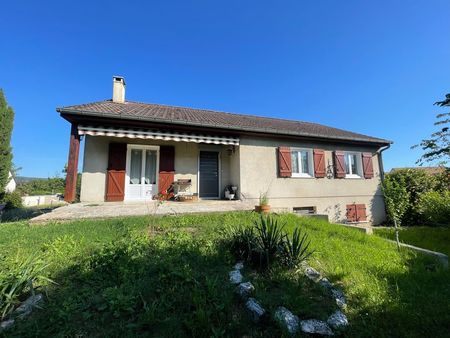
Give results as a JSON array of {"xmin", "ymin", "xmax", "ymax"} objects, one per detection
[
  {"xmin": 199, "ymin": 151, "xmax": 219, "ymax": 198},
  {"xmin": 126, "ymin": 146, "xmax": 159, "ymax": 200}
]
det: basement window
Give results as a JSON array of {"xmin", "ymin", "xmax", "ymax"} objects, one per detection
[{"xmin": 293, "ymin": 206, "xmax": 316, "ymax": 215}]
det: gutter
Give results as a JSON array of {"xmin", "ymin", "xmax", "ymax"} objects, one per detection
[{"xmin": 377, "ymin": 144, "xmax": 391, "ymax": 181}]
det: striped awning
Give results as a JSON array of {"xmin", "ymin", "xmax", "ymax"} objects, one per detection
[{"xmin": 77, "ymin": 125, "xmax": 240, "ymax": 146}]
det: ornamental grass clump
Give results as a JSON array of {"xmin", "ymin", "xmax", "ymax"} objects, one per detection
[{"xmin": 226, "ymin": 214, "xmax": 313, "ymax": 269}]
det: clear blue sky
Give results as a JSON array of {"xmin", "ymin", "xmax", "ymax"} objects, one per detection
[{"xmin": 1, "ymin": 0, "xmax": 449, "ymax": 177}]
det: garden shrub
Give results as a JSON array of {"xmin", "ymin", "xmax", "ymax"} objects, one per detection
[
  {"xmin": 226, "ymin": 214, "xmax": 313, "ymax": 269},
  {"xmin": 418, "ymin": 191, "xmax": 450, "ymax": 226},
  {"xmin": 384, "ymin": 169, "xmax": 442, "ymax": 225},
  {"xmin": 1, "ymin": 191, "xmax": 23, "ymax": 210}
]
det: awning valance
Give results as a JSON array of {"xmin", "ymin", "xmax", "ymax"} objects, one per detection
[{"xmin": 78, "ymin": 125, "xmax": 240, "ymax": 146}]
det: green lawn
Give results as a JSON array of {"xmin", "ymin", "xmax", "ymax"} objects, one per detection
[
  {"xmin": 374, "ymin": 226, "xmax": 450, "ymax": 256},
  {"xmin": 1, "ymin": 213, "xmax": 449, "ymax": 337}
]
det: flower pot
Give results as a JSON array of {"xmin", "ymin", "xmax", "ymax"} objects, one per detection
[{"xmin": 255, "ymin": 205, "xmax": 270, "ymax": 214}]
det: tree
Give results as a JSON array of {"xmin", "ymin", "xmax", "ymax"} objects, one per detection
[
  {"xmin": 413, "ymin": 93, "xmax": 450, "ymax": 165},
  {"xmin": 0, "ymin": 89, "xmax": 15, "ymax": 196},
  {"xmin": 382, "ymin": 177, "xmax": 410, "ymax": 250}
]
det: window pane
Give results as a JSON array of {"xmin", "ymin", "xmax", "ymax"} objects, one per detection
[
  {"xmin": 144, "ymin": 150, "xmax": 157, "ymax": 184},
  {"xmin": 345, "ymin": 154, "xmax": 351, "ymax": 174},
  {"xmin": 130, "ymin": 149, "xmax": 142, "ymax": 184},
  {"xmin": 301, "ymin": 151, "xmax": 309, "ymax": 174},
  {"xmin": 351, "ymin": 154, "xmax": 357, "ymax": 175},
  {"xmin": 291, "ymin": 151, "xmax": 299, "ymax": 173}
]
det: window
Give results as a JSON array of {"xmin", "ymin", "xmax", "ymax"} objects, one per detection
[
  {"xmin": 344, "ymin": 152, "xmax": 362, "ymax": 178},
  {"xmin": 291, "ymin": 149, "xmax": 313, "ymax": 177},
  {"xmin": 293, "ymin": 206, "xmax": 316, "ymax": 215}
]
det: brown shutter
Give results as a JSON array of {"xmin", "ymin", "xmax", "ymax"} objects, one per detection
[
  {"xmin": 356, "ymin": 204, "xmax": 367, "ymax": 221},
  {"xmin": 278, "ymin": 147, "xmax": 292, "ymax": 177},
  {"xmin": 346, "ymin": 204, "xmax": 357, "ymax": 222},
  {"xmin": 159, "ymin": 146, "xmax": 175, "ymax": 196},
  {"xmin": 334, "ymin": 151, "xmax": 346, "ymax": 178},
  {"xmin": 313, "ymin": 149, "xmax": 326, "ymax": 178},
  {"xmin": 362, "ymin": 153, "xmax": 374, "ymax": 179},
  {"xmin": 105, "ymin": 143, "xmax": 127, "ymax": 201}
]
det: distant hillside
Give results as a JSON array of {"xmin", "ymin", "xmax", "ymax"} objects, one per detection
[{"xmin": 15, "ymin": 176, "xmax": 49, "ymax": 184}]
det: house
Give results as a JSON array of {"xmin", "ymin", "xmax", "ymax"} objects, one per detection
[
  {"xmin": 5, "ymin": 172, "xmax": 16, "ymax": 193},
  {"xmin": 58, "ymin": 76, "xmax": 392, "ymax": 224}
]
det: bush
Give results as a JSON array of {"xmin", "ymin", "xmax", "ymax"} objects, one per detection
[
  {"xmin": 226, "ymin": 215, "xmax": 313, "ymax": 269},
  {"xmin": 384, "ymin": 169, "xmax": 440, "ymax": 225},
  {"xmin": 1, "ymin": 191, "xmax": 23, "ymax": 210},
  {"xmin": 419, "ymin": 191, "xmax": 450, "ymax": 226}
]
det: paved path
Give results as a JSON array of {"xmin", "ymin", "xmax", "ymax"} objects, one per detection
[{"xmin": 30, "ymin": 200, "xmax": 254, "ymax": 223}]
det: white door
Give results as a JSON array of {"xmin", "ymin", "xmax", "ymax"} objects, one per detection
[{"xmin": 125, "ymin": 145, "xmax": 159, "ymax": 200}]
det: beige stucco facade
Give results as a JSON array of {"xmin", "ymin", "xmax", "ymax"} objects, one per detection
[
  {"xmin": 237, "ymin": 136, "xmax": 385, "ymax": 224},
  {"xmin": 80, "ymin": 134, "xmax": 386, "ymax": 224},
  {"xmin": 80, "ymin": 135, "xmax": 239, "ymax": 202}
]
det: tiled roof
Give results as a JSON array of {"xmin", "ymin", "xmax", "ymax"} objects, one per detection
[{"xmin": 57, "ymin": 100, "xmax": 391, "ymax": 145}]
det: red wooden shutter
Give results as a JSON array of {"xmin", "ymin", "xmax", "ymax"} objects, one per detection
[
  {"xmin": 334, "ymin": 151, "xmax": 346, "ymax": 178},
  {"xmin": 356, "ymin": 204, "xmax": 367, "ymax": 221},
  {"xmin": 159, "ymin": 145, "xmax": 175, "ymax": 196},
  {"xmin": 362, "ymin": 153, "xmax": 374, "ymax": 179},
  {"xmin": 313, "ymin": 149, "xmax": 326, "ymax": 178},
  {"xmin": 346, "ymin": 204, "xmax": 357, "ymax": 222},
  {"xmin": 105, "ymin": 143, "xmax": 127, "ymax": 201},
  {"xmin": 278, "ymin": 147, "xmax": 292, "ymax": 177}
]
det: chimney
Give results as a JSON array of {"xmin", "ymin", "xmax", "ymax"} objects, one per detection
[{"xmin": 112, "ymin": 76, "xmax": 126, "ymax": 103}]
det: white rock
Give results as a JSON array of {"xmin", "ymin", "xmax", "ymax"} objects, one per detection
[
  {"xmin": 327, "ymin": 310, "xmax": 349, "ymax": 329},
  {"xmin": 234, "ymin": 262, "xmax": 244, "ymax": 270},
  {"xmin": 229, "ymin": 270, "xmax": 243, "ymax": 284},
  {"xmin": 245, "ymin": 298, "xmax": 266, "ymax": 322},
  {"xmin": 331, "ymin": 288, "xmax": 347, "ymax": 309},
  {"xmin": 0, "ymin": 319, "xmax": 15, "ymax": 331},
  {"xmin": 300, "ymin": 319, "xmax": 334, "ymax": 336},
  {"xmin": 274, "ymin": 306, "xmax": 300, "ymax": 334},
  {"xmin": 15, "ymin": 293, "xmax": 43, "ymax": 318},
  {"xmin": 319, "ymin": 278, "xmax": 333, "ymax": 289},
  {"xmin": 236, "ymin": 282, "xmax": 254, "ymax": 298},
  {"xmin": 304, "ymin": 266, "xmax": 321, "ymax": 281}
]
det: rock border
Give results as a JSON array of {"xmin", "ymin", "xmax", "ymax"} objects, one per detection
[
  {"xmin": 229, "ymin": 262, "xmax": 349, "ymax": 336},
  {"xmin": 0, "ymin": 293, "xmax": 43, "ymax": 332}
]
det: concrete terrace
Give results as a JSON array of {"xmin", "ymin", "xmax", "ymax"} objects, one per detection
[{"xmin": 30, "ymin": 200, "xmax": 254, "ymax": 223}]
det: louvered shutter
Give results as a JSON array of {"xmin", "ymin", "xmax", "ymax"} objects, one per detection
[
  {"xmin": 356, "ymin": 204, "xmax": 367, "ymax": 221},
  {"xmin": 278, "ymin": 147, "xmax": 292, "ymax": 177},
  {"xmin": 159, "ymin": 146, "xmax": 175, "ymax": 195},
  {"xmin": 362, "ymin": 153, "xmax": 374, "ymax": 179},
  {"xmin": 334, "ymin": 151, "xmax": 346, "ymax": 178},
  {"xmin": 105, "ymin": 143, "xmax": 127, "ymax": 201},
  {"xmin": 346, "ymin": 204, "xmax": 357, "ymax": 222},
  {"xmin": 313, "ymin": 149, "xmax": 326, "ymax": 178}
]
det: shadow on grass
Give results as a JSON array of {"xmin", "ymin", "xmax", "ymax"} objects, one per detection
[
  {"xmin": 6, "ymin": 229, "xmax": 277, "ymax": 338},
  {"xmin": 0, "ymin": 205, "xmax": 61, "ymax": 223}
]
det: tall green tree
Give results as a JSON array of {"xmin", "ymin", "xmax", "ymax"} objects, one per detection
[
  {"xmin": 0, "ymin": 89, "xmax": 15, "ymax": 195},
  {"xmin": 414, "ymin": 93, "xmax": 450, "ymax": 165}
]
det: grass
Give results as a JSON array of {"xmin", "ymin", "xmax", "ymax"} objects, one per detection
[
  {"xmin": 374, "ymin": 226, "xmax": 450, "ymax": 256},
  {"xmin": 0, "ymin": 204, "xmax": 63, "ymax": 223},
  {"xmin": 0, "ymin": 213, "xmax": 449, "ymax": 337}
]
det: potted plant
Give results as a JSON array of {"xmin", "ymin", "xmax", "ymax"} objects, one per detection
[{"xmin": 255, "ymin": 192, "xmax": 270, "ymax": 213}]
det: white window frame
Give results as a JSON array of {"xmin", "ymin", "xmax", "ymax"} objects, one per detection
[
  {"xmin": 344, "ymin": 152, "xmax": 363, "ymax": 178},
  {"xmin": 125, "ymin": 144, "xmax": 160, "ymax": 201},
  {"xmin": 291, "ymin": 148, "xmax": 314, "ymax": 178}
]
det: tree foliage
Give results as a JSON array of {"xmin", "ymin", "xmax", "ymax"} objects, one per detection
[
  {"xmin": 17, "ymin": 178, "xmax": 66, "ymax": 196},
  {"xmin": 413, "ymin": 93, "xmax": 450, "ymax": 165},
  {"xmin": 0, "ymin": 89, "xmax": 14, "ymax": 195},
  {"xmin": 382, "ymin": 176, "xmax": 410, "ymax": 227}
]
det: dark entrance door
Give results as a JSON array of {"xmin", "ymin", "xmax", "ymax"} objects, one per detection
[{"xmin": 199, "ymin": 151, "xmax": 219, "ymax": 198}]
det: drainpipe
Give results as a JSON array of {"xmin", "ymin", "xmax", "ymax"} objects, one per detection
[{"xmin": 377, "ymin": 144, "xmax": 391, "ymax": 181}]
